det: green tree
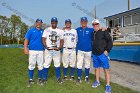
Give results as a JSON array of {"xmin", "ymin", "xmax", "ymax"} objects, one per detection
[{"xmin": 10, "ymin": 15, "xmax": 21, "ymax": 44}]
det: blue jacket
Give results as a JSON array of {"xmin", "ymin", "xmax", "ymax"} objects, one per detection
[{"xmin": 76, "ymin": 27, "xmax": 94, "ymax": 52}]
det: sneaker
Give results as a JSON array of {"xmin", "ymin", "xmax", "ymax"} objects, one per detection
[
  {"xmin": 85, "ymin": 77, "xmax": 89, "ymax": 83},
  {"xmin": 76, "ymin": 78, "xmax": 82, "ymax": 85},
  {"xmin": 105, "ymin": 85, "xmax": 111, "ymax": 93},
  {"xmin": 92, "ymin": 80, "xmax": 100, "ymax": 88},
  {"xmin": 27, "ymin": 80, "xmax": 34, "ymax": 87},
  {"xmin": 70, "ymin": 76, "xmax": 75, "ymax": 81},
  {"xmin": 37, "ymin": 78, "xmax": 44, "ymax": 86},
  {"xmin": 57, "ymin": 78, "xmax": 63, "ymax": 84},
  {"xmin": 63, "ymin": 76, "xmax": 68, "ymax": 80}
]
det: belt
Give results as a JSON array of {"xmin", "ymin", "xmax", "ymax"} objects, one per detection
[{"xmin": 63, "ymin": 47, "xmax": 75, "ymax": 49}]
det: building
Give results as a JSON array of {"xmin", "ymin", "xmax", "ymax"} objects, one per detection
[
  {"xmin": 104, "ymin": 7, "xmax": 140, "ymax": 42},
  {"xmin": 104, "ymin": 7, "xmax": 140, "ymax": 34}
]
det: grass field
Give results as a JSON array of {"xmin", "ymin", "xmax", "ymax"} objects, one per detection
[{"xmin": 0, "ymin": 48, "xmax": 139, "ymax": 93}]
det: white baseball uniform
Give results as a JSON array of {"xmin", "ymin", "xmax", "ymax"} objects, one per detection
[
  {"xmin": 28, "ymin": 50, "xmax": 44, "ymax": 70},
  {"xmin": 42, "ymin": 27, "xmax": 63, "ymax": 68},
  {"xmin": 77, "ymin": 50, "xmax": 92, "ymax": 69},
  {"xmin": 62, "ymin": 29, "xmax": 77, "ymax": 68}
]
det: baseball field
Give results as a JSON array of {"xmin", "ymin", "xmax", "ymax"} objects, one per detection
[{"xmin": 0, "ymin": 48, "xmax": 139, "ymax": 93}]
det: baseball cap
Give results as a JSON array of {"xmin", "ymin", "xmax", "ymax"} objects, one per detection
[
  {"xmin": 51, "ymin": 17, "xmax": 58, "ymax": 22},
  {"xmin": 92, "ymin": 19, "xmax": 100, "ymax": 24},
  {"xmin": 36, "ymin": 19, "xmax": 43, "ymax": 23},
  {"xmin": 65, "ymin": 19, "xmax": 71, "ymax": 23},
  {"xmin": 81, "ymin": 17, "xmax": 88, "ymax": 21}
]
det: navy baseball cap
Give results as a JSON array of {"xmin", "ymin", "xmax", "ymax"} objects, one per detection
[
  {"xmin": 81, "ymin": 17, "xmax": 88, "ymax": 21},
  {"xmin": 65, "ymin": 19, "xmax": 71, "ymax": 23},
  {"xmin": 51, "ymin": 17, "xmax": 58, "ymax": 22},
  {"xmin": 36, "ymin": 19, "xmax": 43, "ymax": 23}
]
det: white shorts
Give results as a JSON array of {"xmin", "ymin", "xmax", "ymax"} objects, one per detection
[
  {"xmin": 62, "ymin": 48, "xmax": 76, "ymax": 68},
  {"xmin": 77, "ymin": 50, "xmax": 92, "ymax": 69},
  {"xmin": 28, "ymin": 50, "xmax": 44, "ymax": 70},
  {"xmin": 44, "ymin": 49, "xmax": 61, "ymax": 68}
]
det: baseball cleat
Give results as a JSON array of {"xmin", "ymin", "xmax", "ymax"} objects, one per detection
[
  {"xmin": 70, "ymin": 76, "xmax": 75, "ymax": 81},
  {"xmin": 63, "ymin": 76, "xmax": 68, "ymax": 81},
  {"xmin": 76, "ymin": 78, "xmax": 82, "ymax": 85},
  {"xmin": 27, "ymin": 80, "xmax": 35, "ymax": 87},
  {"xmin": 37, "ymin": 78, "xmax": 44, "ymax": 86},
  {"xmin": 57, "ymin": 78, "xmax": 63, "ymax": 84},
  {"xmin": 92, "ymin": 80, "xmax": 100, "ymax": 88},
  {"xmin": 85, "ymin": 77, "xmax": 89, "ymax": 83}
]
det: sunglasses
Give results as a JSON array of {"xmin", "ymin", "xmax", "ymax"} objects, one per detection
[{"xmin": 92, "ymin": 23, "xmax": 99, "ymax": 26}]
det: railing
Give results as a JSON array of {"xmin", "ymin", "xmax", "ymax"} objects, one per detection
[
  {"xmin": 114, "ymin": 33, "xmax": 140, "ymax": 43},
  {"xmin": 111, "ymin": 24, "xmax": 140, "ymax": 43}
]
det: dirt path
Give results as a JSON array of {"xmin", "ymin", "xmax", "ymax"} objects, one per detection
[{"xmin": 90, "ymin": 61, "xmax": 140, "ymax": 92}]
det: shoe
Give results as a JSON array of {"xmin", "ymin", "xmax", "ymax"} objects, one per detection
[
  {"xmin": 92, "ymin": 80, "xmax": 100, "ymax": 88},
  {"xmin": 37, "ymin": 78, "xmax": 44, "ymax": 86},
  {"xmin": 85, "ymin": 77, "xmax": 89, "ymax": 83},
  {"xmin": 27, "ymin": 80, "xmax": 34, "ymax": 87},
  {"xmin": 57, "ymin": 78, "xmax": 63, "ymax": 84},
  {"xmin": 70, "ymin": 76, "xmax": 75, "ymax": 81},
  {"xmin": 76, "ymin": 78, "xmax": 82, "ymax": 85},
  {"xmin": 63, "ymin": 76, "xmax": 68, "ymax": 80},
  {"xmin": 105, "ymin": 85, "xmax": 111, "ymax": 93},
  {"xmin": 42, "ymin": 79, "xmax": 47, "ymax": 84}
]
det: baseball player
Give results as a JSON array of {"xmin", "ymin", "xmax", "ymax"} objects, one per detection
[
  {"xmin": 24, "ymin": 19, "xmax": 44, "ymax": 87},
  {"xmin": 91, "ymin": 19, "xmax": 113, "ymax": 93},
  {"xmin": 62, "ymin": 19, "xmax": 77, "ymax": 81},
  {"xmin": 42, "ymin": 17, "xmax": 64, "ymax": 84},
  {"xmin": 76, "ymin": 17, "xmax": 94, "ymax": 84}
]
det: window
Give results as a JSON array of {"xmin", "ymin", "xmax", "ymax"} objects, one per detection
[
  {"xmin": 132, "ymin": 13, "xmax": 140, "ymax": 24},
  {"xmin": 109, "ymin": 20, "xmax": 114, "ymax": 28},
  {"xmin": 114, "ymin": 18, "xmax": 121, "ymax": 27},
  {"xmin": 124, "ymin": 15, "xmax": 132, "ymax": 26}
]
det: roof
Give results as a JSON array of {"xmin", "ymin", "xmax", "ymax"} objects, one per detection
[{"xmin": 104, "ymin": 7, "xmax": 140, "ymax": 19}]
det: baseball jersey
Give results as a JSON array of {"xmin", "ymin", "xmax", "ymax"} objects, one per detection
[
  {"xmin": 24, "ymin": 27, "xmax": 45, "ymax": 51},
  {"xmin": 63, "ymin": 29, "xmax": 77, "ymax": 48},
  {"xmin": 42, "ymin": 27, "xmax": 63, "ymax": 48},
  {"xmin": 76, "ymin": 27, "xmax": 94, "ymax": 52}
]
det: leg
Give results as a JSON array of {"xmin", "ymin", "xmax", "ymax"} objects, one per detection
[
  {"xmin": 77, "ymin": 50, "xmax": 84, "ymax": 79},
  {"xmin": 95, "ymin": 68, "xmax": 100, "ymax": 82},
  {"xmin": 99, "ymin": 53, "xmax": 110, "ymax": 85},
  {"xmin": 84, "ymin": 51, "xmax": 92, "ymax": 78},
  {"xmin": 53, "ymin": 51, "xmax": 61, "ymax": 80},
  {"xmin": 98, "ymin": 53, "xmax": 111, "ymax": 93},
  {"xmin": 69, "ymin": 49, "xmax": 76, "ymax": 77},
  {"xmin": 37, "ymin": 51, "xmax": 44, "ymax": 79},
  {"xmin": 43, "ymin": 50, "xmax": 52, "ymax": 80},
  {"xmin": 27, "ymin": 50, "xmax": 37, "ymax": 87},
  {"xmin": 28, "ymin": 50, "xmax": 37, "ymax": 80},
  {"xmin": 104, "ymin": 69, "xmax": 110, "ymax": 85},
  {"xmin": 62, "ymin": 49, "xmax": 69, "ymax": 77},
  {"xmin": 92, "ymin": 54, "xmax": 101, "ymax": 88}
]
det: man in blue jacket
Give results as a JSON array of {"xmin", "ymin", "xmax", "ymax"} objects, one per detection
[{"xmin": 76, "ymin": 17, "xmax": 94, "ymax": 84}]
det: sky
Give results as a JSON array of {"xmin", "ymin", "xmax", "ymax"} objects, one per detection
[{"xmin": 0, "ymin": 0, "xmax": 140, "ymax": 28}]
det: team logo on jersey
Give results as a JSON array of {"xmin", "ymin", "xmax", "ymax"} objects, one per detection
[
  {"xmin": 71, "ymin": 37, "xmax": 75, "ymax": 42},
  {"xmin": 49, "ymin": 31, "xmax": 59, "ymax": 48},
  {"xmin": 86, "ymin": 31, "xmax": 89, "ymax": 34}
]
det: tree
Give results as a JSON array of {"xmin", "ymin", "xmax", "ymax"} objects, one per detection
[
  {"xmin": 19, "ymin": 22, "xmax": 28, "ymax": 44},
  {"xmin": 0, "ymin": 15, "xmax": 9, "ymax": 45},
  {"xmin": 0, "ymin": 15, "xmax": 29, "ymax": 44},
  {"xmin": 10, "ymin": 15, "xmax": 21, "ymax": 44}
]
